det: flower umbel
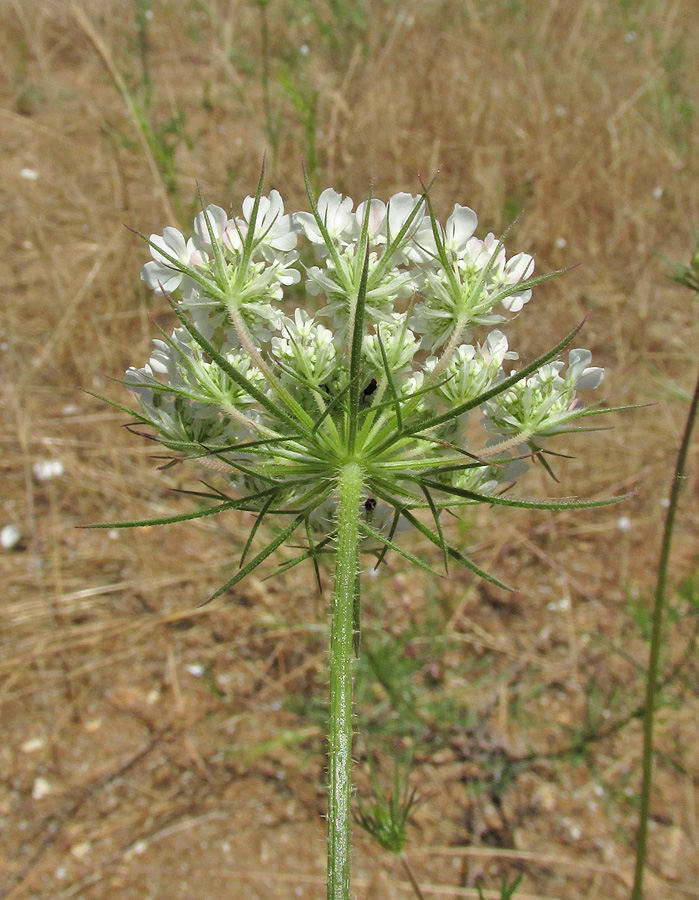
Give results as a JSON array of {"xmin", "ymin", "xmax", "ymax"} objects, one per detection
[{"xmin": 105, "ymin": 168, "xmax": 622, "ymax": 598}]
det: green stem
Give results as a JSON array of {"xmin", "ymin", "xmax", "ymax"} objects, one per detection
[
  {"xmin": 328, "ymin": 462, "xmax": 363, "ymax": 900},
  {"xmin": 631, "ymin": 363, "xmax": 699, "ymax": 900}
]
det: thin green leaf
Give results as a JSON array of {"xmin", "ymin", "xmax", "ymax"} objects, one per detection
[
  {"xmin": 348, "ymin": 238, "xmax": 371, "ymax": 454},
  {"xmin": 263, "ymin": 534, "xmax": 334, "ymax": 580},
  {"xmin": 359, "ymin": 521, "xmax": 442, "ymax": 578},
  {"xmin": 239, "ymin": 492, "xmax": 277, "ymax": 566},
  {"xmin": 418, "ymin": 481, "xmax": 448, "ymax": 572},
  {"xmin": 82, "ymin": 389, "xmax": 152, "ymax": 426},
  {"xmin": 373, "ymin": 508, "xmax": 401, "ymax": 570},
  {"xmin": 84, "ymin": 492, "xmax": 276, "ymax": 530},
  {"xmin": 203, "ymin": 513, "xmax": 306, "ymax": 604},
  {"xmin": 242, "ymin": 162, "xmax": 267, "ymax": 262},
  {"xmin": 376, "ymin": 327, "xmax": 402, "ymax": 433},
  {"xmin": 311, "ymin": 377, "xmax": 354, "ymax": 435},
  {"xmin": 305, "ymin": 517, "xmax": 323, "ymax": 594},
  {"xmin": 421, "ymin": 477, "xmax": 631, "ymax": 511},
  {"xmin": 400, "ymin": 508, "xmax": 513, "ymax": 591}
]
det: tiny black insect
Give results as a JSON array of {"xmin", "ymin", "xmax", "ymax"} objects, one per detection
[
  {"xmin": 361, "ymin": 378, "xmax": 378, "ymax": 400},
  {"xmin": 364, "ymin": 497, "xmax": 377, "ymax": 512}
]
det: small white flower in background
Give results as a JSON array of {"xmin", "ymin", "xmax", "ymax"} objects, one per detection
[
  {"xmin": 33, "ymin": 460, "xmax": 65, "ymax": 481},
  {"xmin": 32, "ymin": 777, "xmax": 52, "ymax": 800},
  {"xmin": 617, "ymin": 516, "xmax": 632, "ymax": 532},
  {"xmin": 20, "ymin": 167, "xmax": 39, "ymax": 180},
  {"xmin": 115, "ymin": 169, "xmax": 616, "ymax": 596},
  {"xmin": 185, "ymin": 664, "xmax": 205, "ymax": 677},
  {"xmin": 1, "ymin": 524, "xmax": 22, "ymax": 550}
]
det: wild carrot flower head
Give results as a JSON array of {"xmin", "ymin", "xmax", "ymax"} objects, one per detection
[{"xmin": 116, "ymin": 170, "xmax": 620, "ymax": 599}]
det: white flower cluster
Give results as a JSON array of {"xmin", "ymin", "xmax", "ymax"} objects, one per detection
[{"xmin": 125, "ymin": 181, "xmax": 606, "ymax": 549}]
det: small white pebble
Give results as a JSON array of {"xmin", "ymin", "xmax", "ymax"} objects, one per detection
[
  {"xmin": 54, "ymin": 866, "xmax": 67, "ymax": 880},
  {"xmin": 62, "ymin": 404, "xmax": 78, "ymax": 416},
  {"xmin": 84, "ymin": 718, "xmax": 102, "ymax": 732},
  {"xmin": 146, "ymin": 688, "xmax": 161, "ymax": 704},
  {"xmin": 617, "ymin": 516, "xmax": 632, "ymax": 532},
  {"xmin": 1, "ymin": 524, "xmax": 22, "ymax": 550},
  {"xmin": 185, "ymin": 664, "xmax": 205, "ymax": 677},
  {"xmin": 21, "ymin": 737, "xmax": 45, "ymax": 753},
  {"xmin": 71, "ymin": 841, "xmax": 91, "ymax": 859},
  {"xmin": 33, "ymin": 460, "xmax": 65, "ymax": 481},
  {"xmin": 108, "ymin": 529, "xmax": 120, "ymax": 540},
  {"xmin": 659, "ymin": 497, "xmax": 670, "ymax": 508},
  {"xmin": 652, "ymin": 186, "xmax": 663, "ymax": 199},
  {"xmin": 300, "ymin": 44, "xmax": 309, "ymax": 56},
  {"xmin": 20, "ymin": 167, "xmax": 39, "ymax": 180},
  {"xmin": 594, "ymin": 784, "xmax": 605, "ymax": 797},
  {"xmin": 546, "ymin": 597, "xmax": 570, "ymax": 612},
  {"xmin": 32, "ymin": 777, "xmax": 52, "ymax": 800},
  {"xmin": 570, "ymin": 824, "xmax": 582, "ymax": 840},
  {"xmin": 144, "ymin": 8, "xmax": 153, "ymax": 19},
  {"xmin": 555, "ymin": 237, "xmax": 567, "ymax": 249},
  {"xmin": 555, "ymin": 105, "xmax": 567, "ymax": 117},
  {"xmin": 625, "ymin": 30, "xmax": 637, "ymax": 43}
]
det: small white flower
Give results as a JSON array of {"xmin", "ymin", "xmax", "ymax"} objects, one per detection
[
  {"xmin": 33, "ymin": 460, "xmax": 65, "ymax": 481},
  {"xmin": 295, "ymin": 188, "xmax": 356, "ymax": 250},
  {"xmin": 1, "ymin": 524, "xmax": 22, "ymax": 550},
  {"xmin": 20, "ymin": 167, "xmax": 39, "ymax": 181},
  {"xmin": 237, "ymin": 190, "xmax": 298, "ymax": 256},
  {"xmin": 142, "ymin": 227, "xmax": 200, "ymax": 294}
]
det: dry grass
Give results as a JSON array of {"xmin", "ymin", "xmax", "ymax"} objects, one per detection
[{"xmin": 1, "ymin": 1, "xmax": 698, "ymax": 898}]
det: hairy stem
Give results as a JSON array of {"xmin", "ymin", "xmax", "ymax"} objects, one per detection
[
  {"xmin": 328, "ymin": 462, "xmax": 363, "ymax": 900},
  {"xmin": 631, "ymin": 363, "xmax": 699, "ymax": 900}
]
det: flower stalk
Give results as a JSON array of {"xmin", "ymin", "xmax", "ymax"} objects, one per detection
[{"xmin": 328, "ymin": 462, "xmax": 363, "ymax": 900}]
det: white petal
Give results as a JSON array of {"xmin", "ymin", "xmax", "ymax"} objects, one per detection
[
  {"xmin": 445, "ymin": 204, "xmax": 478, "ymax": 250},
  {"xmin": 356, "ymin": 199, "xmax": 386, "ymax": 237},
  {"xmin": 193, "ymin": 205, "xmax": 227, "ymax": 246},
  {"xmin": 576, "ymin": 367, "xmax": 605, "ymax": 390},
  {"xmin": 387, "ymin": 193, "xmax": 423, "ymax": 235}
]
